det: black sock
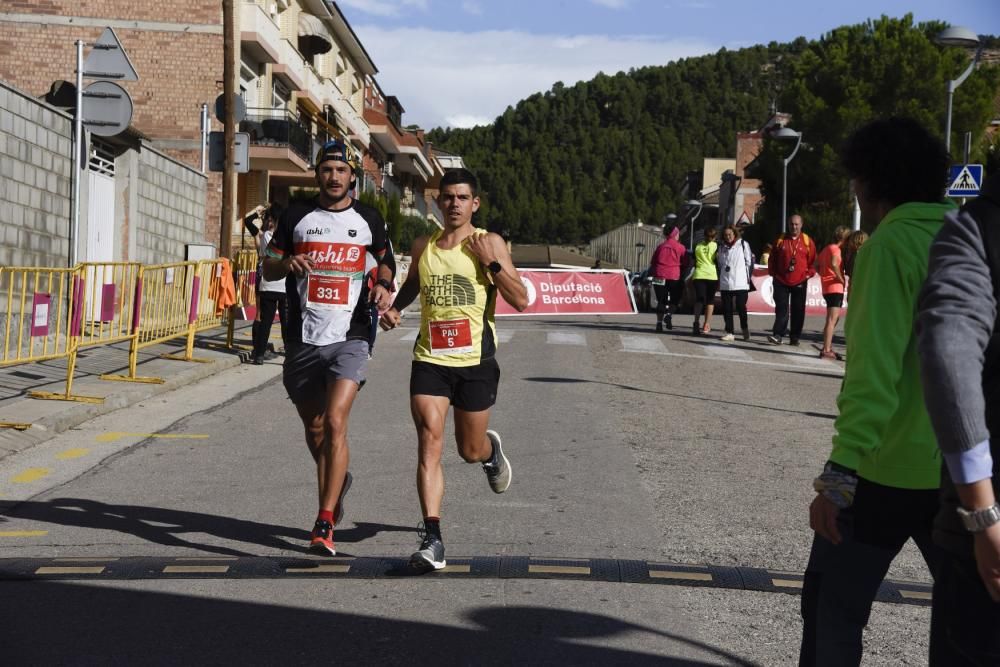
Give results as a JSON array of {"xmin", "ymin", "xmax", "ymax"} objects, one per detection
[
  {"xmin": 423, "ymin": 517, "xmax": 441, "ymax": 540},
  {"xmin": 486, "ymin": 437, "xmax": 499, "ymax": 466}
]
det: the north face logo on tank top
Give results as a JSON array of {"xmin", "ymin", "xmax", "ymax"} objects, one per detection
[{"xmin": 422, "ymin": 274, "xmax": 478, "ymax": 307}]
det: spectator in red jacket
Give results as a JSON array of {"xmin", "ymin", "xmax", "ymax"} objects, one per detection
[
  {"xmin": 767, "ymin": 214, "xmax": 816, "ymax": 346},
  {"xmin": 649, "ymin": 225, "xmax": 686, "ymax": 332}
]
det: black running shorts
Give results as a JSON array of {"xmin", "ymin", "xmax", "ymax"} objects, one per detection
[
  {"xmin": 823, "ymin": 293, "xmax": 844, "ymax": 308},
  {"xmin": 410, "ymin": 358, "xmax": 500, "ymax": 412}
]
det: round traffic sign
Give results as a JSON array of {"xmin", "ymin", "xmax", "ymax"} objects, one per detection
[
  {"xmin": 82, "ymin": 81, "xmax": 133, "ymax": 137},
  {"xmin": 215, "ymin": 94, "xmax": 247, "ymax": 124}
]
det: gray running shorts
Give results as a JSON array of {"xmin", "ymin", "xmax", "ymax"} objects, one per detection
[{"xmin": 282, "ymin": 339, "xmax": 369, "ymax": 404}]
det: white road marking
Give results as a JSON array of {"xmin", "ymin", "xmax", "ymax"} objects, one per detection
[
  {"xmin": 699, "ymin": 343, "xmax": 751, "ymax": 359},
  {"xmin": 547, "ymin": 332, "xmax": 586, "ymax": 346},
  {"xmin": 620, "ymin": 335, "xmax": 669, "ymax": 354}
]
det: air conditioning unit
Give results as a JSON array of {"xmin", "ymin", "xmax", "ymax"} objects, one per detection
[{"xmin": 383, "ymin": 162, "xmax": 394, "ymax": 177}]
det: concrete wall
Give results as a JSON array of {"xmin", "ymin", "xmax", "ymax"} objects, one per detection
[
  {"xmin": 0, "ymin": 81, "xmax": 73, "ymax": 268},
  {"xmin": 134, "ymin": 147, "xmax": 208, "ymax": 264}
]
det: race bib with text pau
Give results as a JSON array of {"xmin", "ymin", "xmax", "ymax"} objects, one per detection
[
  {"xmin": 296, "ymin": 241, "xmax": 365, "ymax": 312},
  {"xmin": 429, "ymin": 318, "xmax": 473, "ymax": 355}
]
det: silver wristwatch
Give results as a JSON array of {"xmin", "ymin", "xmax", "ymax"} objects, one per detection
[{"xmin": 956, "ymin": 503, "xmax": 1000, "ymax": 532}]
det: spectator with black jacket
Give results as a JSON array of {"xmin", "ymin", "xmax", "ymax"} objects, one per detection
[{"xmin": 244, "ymin": 202, "xmax": 287, "ymax": 364}]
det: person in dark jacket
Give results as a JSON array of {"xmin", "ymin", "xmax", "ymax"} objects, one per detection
[{"xmin": 917, "ymin": 170, "xmax": 1000, "ymax": 664}]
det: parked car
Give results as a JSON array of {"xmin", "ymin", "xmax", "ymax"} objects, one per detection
[{"xmin": 630, "ymin": 269, "xmax": 658, "ymax": 312}]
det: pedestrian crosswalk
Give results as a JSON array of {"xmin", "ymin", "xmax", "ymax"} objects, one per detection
[{"xmin": 383, "ymin": 327, "xmax": 843, "ymax": 373}]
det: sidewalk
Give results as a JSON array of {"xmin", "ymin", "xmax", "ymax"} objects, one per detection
[{"xmin": 0, "ymin": 322, "xmax": 265, "ymax": 463}]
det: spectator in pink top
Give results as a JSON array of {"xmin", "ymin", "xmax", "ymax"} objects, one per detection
[
  {"xmin": 817, "ymin": 226, "xmax": 850, "ymax": 359},
  {"xmin": 649, "ymin": 225, "xmax": 686, "ymax": 332}
]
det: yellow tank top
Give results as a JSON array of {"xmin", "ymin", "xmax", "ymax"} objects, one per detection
[{"xmin": 414, "ymin": 228, "xmax": 497, "ymax": 367}]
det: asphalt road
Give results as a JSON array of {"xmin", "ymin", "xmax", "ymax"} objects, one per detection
[{"xmin": 0, "ymin": 313, "xmax": 933, "ymax": 666}]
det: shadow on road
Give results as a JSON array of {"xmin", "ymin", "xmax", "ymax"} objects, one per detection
[
  {"xmin": 0, "ymin": 582, "xmax": 755, "ymax": 665},
  {"xmin": 523, "ymin": 377, "xmax": 836, "ymax": 420},
  {"xmin": 0, "ymin": 498, "xmax": 414, "ymax": 556}
]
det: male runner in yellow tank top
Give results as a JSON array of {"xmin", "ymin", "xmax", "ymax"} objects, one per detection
[{"xmin": 380, "ymin": 168, "xmax": 527, "ymax": 570}]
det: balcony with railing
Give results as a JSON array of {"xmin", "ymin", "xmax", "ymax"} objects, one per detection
[
  {"xmin": 240, "ymin": 1, "xmax": 281, "ymax": 64},
  {"xmin": 380, "ymin": 172, "xmax": 402, "ymax": 201},
  {"xmin": 240, "ymin": 107, "xmax": 312, "ymax": 172}
]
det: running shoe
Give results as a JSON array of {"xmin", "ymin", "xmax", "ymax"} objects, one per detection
[
  {"xmin": 334, "ymin": 471, "xmax": 353, "ymax": 526},
  {"xmin": 789, "ymin": 338, "xmax": 800, "ymax": 347},
  {"xmin": 767, "ymin": 334, "xmax": 781, "ymax": 345},
  {"xmin": 482, "ymin": 430, "xmax": 512, "ymax": 494},
  {"xmin": 410, "ymin": 533, "xmax": 446, "ymax": 570},
  {"xmin": 720, "ymin": 333, "xmax": 735, "ymax": 342},
  {"xmin": 309, "ymin": 520, "xmax": 336, "ymax": 556}
]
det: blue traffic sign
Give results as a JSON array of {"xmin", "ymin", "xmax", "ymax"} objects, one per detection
[{"xmin": 947, "ymin": 164, "xmax": 983, "ymax": 197}]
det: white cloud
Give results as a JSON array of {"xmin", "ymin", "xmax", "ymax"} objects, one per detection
[
  {"xmin": 590, "ymin": 0, "xmax": 629, "ymax": 8},
  {"xmin": 357, "ymin": 26, "xmax": 714, "ymax": 129},
  {"xmin": 461, "ymin": 1, "xmax": 484, "ymax": 15},
  {"xmin": 336, "ymin": 0, "xmax": 427, "ymax": 18}
]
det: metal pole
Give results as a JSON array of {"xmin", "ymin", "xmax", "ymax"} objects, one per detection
[
  {"xmin": 944, "ymin": 82, "xmax": 955, "ymax": 153},
  {"xmin": 71, "ymin": 40, "xmax": 84, "ymax": 267},
  {"xmin": 200, "ymin": 103, "xmax": 208, "ymax": 174},
  {"xmin": 220, "ymin": 0, "xmax": 236, "ymax": 259},
  {"xmin": 781, "ymin": 159, "xmax": 788, "ymax": 237}
]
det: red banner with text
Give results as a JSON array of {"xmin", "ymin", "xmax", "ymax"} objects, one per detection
[
  {"xmin": 496, "ymin": 269, "xmax": 636, "ymax": 316},
  {"xmin": 746, "ymin": 266, "xmax": 847, "ymax": 316}
]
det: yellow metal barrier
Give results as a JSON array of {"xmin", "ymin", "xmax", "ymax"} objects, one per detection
[
  {"xmin": 101, "ymin": 261, "xmax": 198, "ymax": 384},
  {"xmin": 161, "ymin": 258, "xmax": 225, "ymax": 362},
  {"xmin": 73, "ymin": 262, "xmax": 141, "ymax": 352},
  {"xmin": 0, "ymin": 266, "xmax": 76, "ymax": 367},
  {"xmin": 0, "ymin": 265, "xmax": 105, "ymax": 403}
]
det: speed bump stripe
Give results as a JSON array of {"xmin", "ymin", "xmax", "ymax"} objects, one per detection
[
  {"xmin": 899, "ymin": 590, "xmax": 933, "ymax": 601},
  {"xmin": 35, "ymin": 566, "xmax": 105, "ymax": 574},
  {"xmin": 0, "ymin": 556, "xmax": 933, "ymax": 606},
  {"xmin": 0, "ymin": 530, "xmax": 48, "ymax": 537}
]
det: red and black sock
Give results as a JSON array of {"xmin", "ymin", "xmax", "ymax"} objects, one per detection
[{"xmin": 317, "ymin": 509, "xmax": 335, "ymax": 526}]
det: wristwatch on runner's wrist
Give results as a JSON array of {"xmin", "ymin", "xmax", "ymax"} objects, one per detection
[
  {"xmin": 487, "ymin": 261, "xmax": 502, "ymax": 275},
  {"xmin": 956, "ymin": 502, "xmax": 1000, "ymax": 532}
]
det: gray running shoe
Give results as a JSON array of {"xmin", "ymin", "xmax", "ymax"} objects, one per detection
[
  {"xmin": 410, "ymin": 533, "xmax": 446, "ymax": 570},
  {"xmin": 334, "ymin": 471, "xmax": 352, "ymax": 525},
  {"xmin": 482, "ymin": 430, "xmax": 512, "ymax": 494}
]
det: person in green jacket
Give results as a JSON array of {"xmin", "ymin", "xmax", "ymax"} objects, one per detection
[
  {"xmin": 691, "ymin": 226, "xmax": 718, "ymax": 335},
  {"xmin": 799, "ymin": 117, "xmax": 955, "ymax": 666}
]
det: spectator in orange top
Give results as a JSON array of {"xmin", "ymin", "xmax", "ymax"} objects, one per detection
[
  {"xmin": 767, "ymin": 214, "xmax": 817, "ymax": 346},
  {"xmin": 817, "ymin": 226, "xmax": 850, "ymax": 360}
]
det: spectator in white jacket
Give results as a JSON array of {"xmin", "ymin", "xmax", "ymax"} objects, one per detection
[{"xmin": 716, "ymin": 224, "xmax": 755, "ymax": 341}]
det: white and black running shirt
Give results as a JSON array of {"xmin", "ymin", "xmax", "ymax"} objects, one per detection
[{"xmin": 266, "ymin": 198, "xmax": 393, "ymax": 346}]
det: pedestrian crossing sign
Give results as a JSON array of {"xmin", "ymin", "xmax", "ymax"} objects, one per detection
[{"xmin": 947, "ymin": 164, "xmax": 983, "ymax": 197}]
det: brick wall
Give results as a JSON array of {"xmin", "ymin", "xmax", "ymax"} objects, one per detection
[{"xmin": 0, "ymin": 8, "xmax": 224, "ymax": 247}]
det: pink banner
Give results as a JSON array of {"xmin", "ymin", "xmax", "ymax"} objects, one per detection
[
  {"xmin": 30, "ymin": 292, "xmax": 51, "ymax": 337},
  {"xmin": 100, "ymin": 283, "xmax": 116, "ymax": 322},
  {"xmin": 496, "ymin": 270, "xmax": 635, "ymax": 316},
  {"xmin": 747, "ymin": 267, "xmax": 848, "ymax": 316},
  {"xmin": 189, "ymin": 276, "xmax": 201, "ymax": 324},
  {"xmin": 70, "ymin": 276, "xmax": 83, "ymax": 337}
]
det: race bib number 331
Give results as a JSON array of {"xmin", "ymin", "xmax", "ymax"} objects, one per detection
[
  {"xmin": 429, "ymin": 318, "xmax": 473, "ymax": 355},
  {"xmin": 307, "ymin": 274, "xmax": 350, "ymax": 311}
]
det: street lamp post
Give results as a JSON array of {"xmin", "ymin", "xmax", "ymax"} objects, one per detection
[
  {"xmin": 935, "ymin": 26, "xmax": 983, "ymax": 154},
  {"xmin": 772, "ymin": 127, "xmax": 802, "ymax": 236},
  {"xmin": 683, "ymin": 200, "xmax": 702, "ymax": 252},
  {"xmin": 635, "ymin": 242, "xmax": 646, "ymax": 273}
]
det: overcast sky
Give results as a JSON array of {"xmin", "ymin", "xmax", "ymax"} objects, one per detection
[{"xmin": 340, "ymin": 0, "xmax": 996, "ymax": 130}]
